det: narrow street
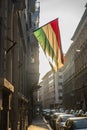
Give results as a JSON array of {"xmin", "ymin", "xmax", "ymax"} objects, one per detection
[{"xmin": 0, "ymin": 1, "xmax": 87, "ymax": 130}]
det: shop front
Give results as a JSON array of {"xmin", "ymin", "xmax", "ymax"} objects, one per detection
[{"xmin": 0, "ymin": 78, "xmax": 14, "ymax": 130}]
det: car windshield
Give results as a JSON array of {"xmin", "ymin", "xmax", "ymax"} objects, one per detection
[
  {"xmin": 62, "ymin": 116, "xmax": 72, "ymax": 122},
  {"xmin": 73, "ymin": 119, "xmax": 87, "ymax": 129}
]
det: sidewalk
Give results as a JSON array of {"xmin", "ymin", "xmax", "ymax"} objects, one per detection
[{"xmin": 27, "ymin": 115, "xmax": 52, "ymax": 130}]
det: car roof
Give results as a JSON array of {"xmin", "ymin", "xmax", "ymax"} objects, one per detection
[
  {"xmin": 54, "ymin": 112, "xmax": 64, "ymax": 115},
  {"xmin": 59, "ymin": 114, "xmax": 74, "ymax": 117},
  {"xmin": 68, "ymin": 117, "xmax": 87, "ymax": 120}
]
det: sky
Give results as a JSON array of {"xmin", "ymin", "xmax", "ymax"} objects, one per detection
[{"xmin": 37, "ymin": 0, "xmax": 87, "ymax": 81}]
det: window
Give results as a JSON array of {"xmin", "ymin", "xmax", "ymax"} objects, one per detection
[
  {"xmin": 31, "ymin": 55, "xmax": 35, "ymax": 63},
  {"xmin": 58, "ymin": 82, "xmax": 62, "ymax": 86},
  {"xmin": 58, "ymin": 89, "xmax": 62, "ymax": 93}
]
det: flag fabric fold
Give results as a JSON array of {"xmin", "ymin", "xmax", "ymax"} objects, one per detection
[{"xmin": 33, "ymin": 18, "xmax": 64, "ymax": 72}]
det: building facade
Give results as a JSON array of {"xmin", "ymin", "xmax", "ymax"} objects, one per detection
[
  {"xmin": 0, "ymin": 0, "xmax": 39, "ymax": 130},
  {"xmin": 72, "ymin": 4, "xmax": 87, "ymax": 111},
  {"xmin": 55, "ymin": 68, "xmax": 63, "ymax": 108},
  {"xmin": 39, "ymin": 70, "xmax": 55, "ymax": 108},
  {"xmin": 62, "ymin": 43, "xmax": 76, "ymax": 109},
  {"xmin": 39, "ymin": 69, "xmax": 63, "ymax": 109},
  {"xmin": 62, "ymin": 4, "xmax": 87, "ymax": 111}
]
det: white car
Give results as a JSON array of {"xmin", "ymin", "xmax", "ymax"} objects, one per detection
[
  {"xmin": 61, "ymin": 117, "xmax": 87, "ymax": 130},
  {"xmin": 56, "ymin": 114, "xmax": 75, "ymax": 130}
]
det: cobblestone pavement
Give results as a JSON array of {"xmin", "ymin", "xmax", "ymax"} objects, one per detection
[{"xmin": 27, "ymin": 115, "xmax": 52, "ymax": 130}]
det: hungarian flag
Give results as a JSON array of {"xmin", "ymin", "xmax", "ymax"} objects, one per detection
[{"xmin": 33, "ymin": 18, "xmax": 64, "ymax": 72}]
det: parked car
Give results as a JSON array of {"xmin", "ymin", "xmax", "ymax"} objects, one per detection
[
  {"xmin": 61, "ymin": 117, "xmax": 87, "ymax": 130},
  {"xmin": 69, "ymin": 109, "xmax": 75, "ymax": 115},
  {"xmin": 74, "ymin": 110, "xmax": 79, "ymax": 116},
  {"xmin": 84, "ymin": 111, "xmax": 87, "ymax": 116},
  {"xmin": 42, "ymin": 109, "xmax": 51, "ymax": 120},
  {"xmin": 77, "ymin": 109, "xmax": 84, "ymax": 116},
  {"xmin": 56, "ymin": 114, "xmax": 75, "ymax": 130},
  {"xmin": 48, "ymin": 109, "xmax": 57, "ymax": 123},
  {"xmin": 50, "ymin": 112, "xmax": 64, "ymax": 129},
  {"xmin": 64, "ymin": 110, "xmax": 70, "ymax": 114}
]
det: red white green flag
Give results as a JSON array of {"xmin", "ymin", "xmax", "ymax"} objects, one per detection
[{"xmin": 33, "ymin": 18, "xmax": 64, "ymax": 72}]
